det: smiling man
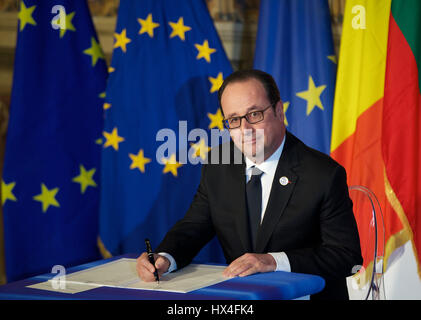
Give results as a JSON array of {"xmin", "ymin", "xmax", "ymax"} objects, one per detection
[
  {"xmin": 136, "ymin": 69, "xmax": 362, "ymax": 300},
  {"xmin": 220, "ymin": 73, "xmax": 285, "ymax": 164}
]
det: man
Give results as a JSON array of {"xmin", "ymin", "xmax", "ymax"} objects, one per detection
[{"xmin": 137, "ymin": 69, "xmax": 363, "ymax": 299}]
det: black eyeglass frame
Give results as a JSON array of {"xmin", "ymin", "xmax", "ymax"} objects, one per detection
[{"xmin": 223, "ymin": 102, "xmax": 276, "ymax": 129}]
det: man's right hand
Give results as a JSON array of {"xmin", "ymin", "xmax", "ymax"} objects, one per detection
[{"xmin": 136, "ymin": 252, "xmax": 170, "ymax": 281}]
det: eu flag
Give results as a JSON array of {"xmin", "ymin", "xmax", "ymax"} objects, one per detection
[
  {"xmin": 2, "ymin": 0, "xmax": 107, "ymax": 281},
  {"xmin": 98, "ymin": 0, "xmax": 232, "ymax": 263},
  {"xmin": 254, "ymin": 0, "xmax": 336, "ymax": 154}
]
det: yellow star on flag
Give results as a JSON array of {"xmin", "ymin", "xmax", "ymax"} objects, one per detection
[
  {"xmin": 138, "ymin": 13, "xmax": 160, "ymax": 38},
  {"xmin": 103, "ymin": 127, "xmax": 125, "ymax": 151},
  {"xmin": 114, "ymin": 29, "xmax": 131, "ymax": 53},
  {"xmin": 72, "ymin": 165, "xmax": 97, "ymax": 194},
  {"xmin": 191, "ymin": 139, "xmax": 211, "ymax": 161},
  {"xmin": 162, "ymin": 154, "xmax": 183, "ymax": 177},
  {"xmin": 103, "ymin": 103, "xmax": 111, "ymax": 110},
  {"xmin": 283, "ymin": 101, "xmax": 290, "ymax": 126},
  {"xmin": 296, "ymin": 76, "xmax": 326, "ymax": 116},
  {"xmin": 208, "ymin": 72, "xmax": 224, "ymax": 93},
  {"xmin": 53, "ymin": 11, "xmax": 76, "ymax": 38},
  {"xmin": 129, "ymin": 149, "xmax": 151, "ymax": 173},
  {"xmin": 169, "ymin": 17, "xmax": 191, "ymax": 41},
  {"xmin": 195, "ymin": 40, "xmax": 216, "ymax": 63},
  {"xmin": 33, "ymin": 183, "xmax": 60, "ymax": 213},
  {"xmin": 327, "ymin": 55, "xmax": 337, "ymax": 64},
  {"xmin": 2, "ymin": 180, "xmax": 17, "ymax": 205},
  {"xmin": 208, "ymin": 108, "xmax": 224, "ymax": 131},
  {"xmin": 83, "ymin": 37, "xmax": 105, "ymax": 67},
  {"xmin": 18, "ymin": 1, "xmax": 36, "ymax": 32}
]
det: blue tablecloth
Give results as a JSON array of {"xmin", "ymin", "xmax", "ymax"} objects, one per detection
[{"xmin": 0, "ymin": 254, "xmax": 325, "ymax": 300}]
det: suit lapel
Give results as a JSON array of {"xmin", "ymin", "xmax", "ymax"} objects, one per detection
[
  {"xmin": 226, "ymin": 142, "xmax": 252, "ymax": 253},
  {"xmin": 255, "ymin": 132, "xmax": 300, "ymax": 253},
  {"xmin": 231, "ymin": 161, "xmax": 252, "ymax": 253}
]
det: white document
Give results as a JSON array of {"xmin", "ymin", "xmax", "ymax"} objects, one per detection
[
  {"xmin": 26, "ymin": 281, "xmax": 97, "ymax": 294},
  {"xmin": 26, "ymin": 258, "xmax": 229, "ymax": 294},
  {"xmin": 127, "ymin": 263, "xmax": 229, "ymax": 293}
]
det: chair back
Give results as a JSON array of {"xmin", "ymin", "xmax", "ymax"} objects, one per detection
[{"xmin": 348, "ymin": 185, "xmax": 386, "ymax": 300}]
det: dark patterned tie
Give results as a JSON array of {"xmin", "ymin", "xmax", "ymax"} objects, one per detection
[{"xmin": 246, "ymin": 166, "xmax": 263, "ymax": 251}]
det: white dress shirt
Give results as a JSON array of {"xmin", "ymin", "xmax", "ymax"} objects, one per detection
[
  {"xmin": 162, "ymin": 135, "xmax": 291, "ymax": 273},
  {"xmin": 244, "ymin": 136, "xmax": 291, "ymax": 272}
]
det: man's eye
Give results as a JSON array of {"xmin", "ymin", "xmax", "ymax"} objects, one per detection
[
  {"xmin": 249, "ymin": 112, "xmax": 261, "ymax": 119},
  {"xmin": 229, "ymin": 118, "xmax": 240, "ymax": 124}
]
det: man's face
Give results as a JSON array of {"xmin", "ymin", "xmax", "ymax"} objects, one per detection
[{"xmin": 220, "ymin": 78, "xmax": 285, "ymax": 162}]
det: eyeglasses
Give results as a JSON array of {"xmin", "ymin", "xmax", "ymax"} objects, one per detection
[{"xmin": 223, "ymin": 103, "xmax": 275, "ymax": 129}]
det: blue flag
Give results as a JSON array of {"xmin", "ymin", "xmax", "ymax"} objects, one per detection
[
  {"xmin": 99, "ymin": 0, "xmax": 232, "ymax": 263},
  {"xmin": 254, "ymin": 0, "xmax": 336, "ymax": 154},
  {"xmin": 2, "ymin": 0, "xmax": 107, "ymax": 281}
]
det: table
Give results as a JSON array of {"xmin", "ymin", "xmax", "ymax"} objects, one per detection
[{"xmin": 0, "ymin": 254, "xmax": 325, "ymax": 300}]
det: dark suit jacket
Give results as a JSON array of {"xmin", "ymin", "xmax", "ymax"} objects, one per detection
[{"xmin": 156, "ymin": 131, "xmax": 363, "ymax": 300}]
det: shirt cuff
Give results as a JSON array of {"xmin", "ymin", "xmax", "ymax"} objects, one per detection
[
  {"xmin": 268, "ymin": 252, "xmax": 291, "ymax": 272},
  {"xmin": 158, "ymin": 252, "xmax": 177, "ymax": 274}
]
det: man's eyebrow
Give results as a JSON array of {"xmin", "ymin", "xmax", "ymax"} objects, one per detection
[{"xmin": 226, "ymin": 105, "xmax": 260, "ymax": 118}]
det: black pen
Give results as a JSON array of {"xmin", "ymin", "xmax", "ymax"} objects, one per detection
[{"xmin": 145, "ymin": 238, "xmax": 159, "ymax": 283}]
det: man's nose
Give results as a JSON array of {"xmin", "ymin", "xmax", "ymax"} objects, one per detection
[
  {"xmin": 241, "ymin": 117, "xmax": 251, "ymax": 130},
  {"xmin": 240, "ymin": 118, "xmax": 254, "ymax": 136}
]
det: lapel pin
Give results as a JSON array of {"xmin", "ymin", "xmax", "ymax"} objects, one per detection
[{"xmin": 279, "ymin": 176, "xmax": 290, "ymax": 186}]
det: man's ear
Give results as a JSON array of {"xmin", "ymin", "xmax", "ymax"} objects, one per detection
[{"xmin": 275, "ymin": 100, "xmax": 284, "ymax": 122}]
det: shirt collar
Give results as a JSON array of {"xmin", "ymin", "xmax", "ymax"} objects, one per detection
[{"xmin": 245, "ymin": 135, "xmax": 286, "ymax": 175}]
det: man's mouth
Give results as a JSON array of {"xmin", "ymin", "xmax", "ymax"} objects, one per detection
[{"xmin": 243, "ymin": 137, "xmax": 256, "ymax": 144}]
